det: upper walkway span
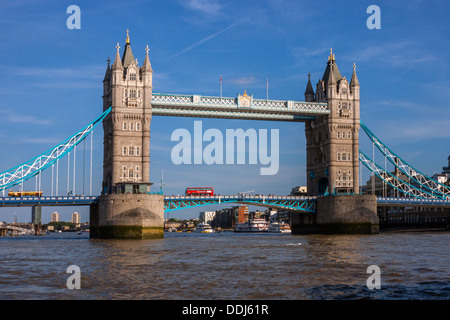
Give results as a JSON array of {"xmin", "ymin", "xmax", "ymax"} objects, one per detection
[{"xmin": 151, "ymin": 93, "xmax": 329, "ymax": 122}]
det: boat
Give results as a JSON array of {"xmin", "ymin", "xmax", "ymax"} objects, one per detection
[
  {"xmin": 268, "ymin": 221, "xmax": 291, "ymax": 233},
  {"xmin": 234, "ymin": 218, "xmax": 269, "ymax": 232},
  {"xmin": 195, "ymin": 222, "xmax": 214, "ymax": 233}
]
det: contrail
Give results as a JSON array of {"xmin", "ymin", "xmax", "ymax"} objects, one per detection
[{"xmin": 168, "ymin": 20, "xmax": 241, "ymax": 59}]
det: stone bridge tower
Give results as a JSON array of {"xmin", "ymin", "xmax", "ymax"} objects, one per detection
[
  {"xmin": 292, "ymin": 49, "xmax": 378, "ymax": 234},
  {"xmin": 102, "ymin": 30, "xmax": 153, "ymax": 194},
  {"xmin": 90, "ymin": 31, "xmax": 164, "ymax": 239},
  {"xmin": 305, "ymin": 49, "xmax": 360, "ymax": 196}
]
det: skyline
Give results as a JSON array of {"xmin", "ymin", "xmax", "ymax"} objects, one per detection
[{"xmin": 1, "ymin": 0, "xmax": 449, "ymax": 222}]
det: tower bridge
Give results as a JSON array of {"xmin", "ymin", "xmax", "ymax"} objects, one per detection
[{"xmin": 1, "ymin": 32, "xmax": 449, "ymax": 238}]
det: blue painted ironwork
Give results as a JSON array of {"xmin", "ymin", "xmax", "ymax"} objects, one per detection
[
  {"xmin": 0, "ymin": 196, "xmax": 99, "ymax": 207},
  {"xmin": 359, "ymin": 150, "xmax": 442, "ymax": 199},
  {"xmin": 163, "ymin": 195, "xmax": 317, "ymax": 213},
  {"xmin": 360, "ymin": 121, "xmax": 450, "ymax": 197},
  {"xmin": 377, "ymin": 197, "xmax": 450, "ymax": 208},
  {"xmin": 0, "ymin": 107, "xmax": 111, "ymax": 192}
]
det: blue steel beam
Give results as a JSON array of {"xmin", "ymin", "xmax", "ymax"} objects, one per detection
[
  {"xmin": 360, "ymin": 121, "xmax": 450, "ymax": 196},
  {"xmin": 163, "ymin": 195, "xmax": 317, "ymax": 213},
  {"xmin": 0, "ymin": 107, "xmax": 111, "ymax": 192}
]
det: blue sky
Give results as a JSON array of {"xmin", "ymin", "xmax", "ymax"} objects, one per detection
[{"xmin": 0, "ymin": 0, "xmax": 449, "ymax": 222}]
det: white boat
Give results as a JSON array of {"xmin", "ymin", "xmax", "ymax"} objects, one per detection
[
  {"xmin": 268, "ymin": 221, "xmax": 291, "ymax": 233},
  {"xmin": 195, "ymin": 222, "xmax": 214, "ymax": 233},
  {"xmin": 234, "ymin": 218, "xmax": 269, "ymax": 232}
]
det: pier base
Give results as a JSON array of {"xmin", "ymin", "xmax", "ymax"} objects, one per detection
[
  {"xmin": 292, "ymin": 194, "xmax": 379, "ymax": 234},
  {"xmin": 90, "ymin": 193, "xmax": 164, "ymax": 239}
]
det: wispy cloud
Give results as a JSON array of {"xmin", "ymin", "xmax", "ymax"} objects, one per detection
[
  {"xmin": 0, "ymin": 109, "xmax": 51, "ymax": 125},
  {"xmin": 229, "ymin": 76, "xmax": 257, "ymax": 86},
  {"xmin": 352, "ymin": 41, "xmax": 436, "ymax": 67},
  {"xmin": 168, "ymin": 20, "xmax": 242, "ymax": 60},
  {"xmin": 179, "ymin": 0, "xmax": 222, "ymax": 16}
]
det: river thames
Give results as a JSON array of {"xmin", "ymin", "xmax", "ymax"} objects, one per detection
[{"xmin": 0, "ymin": 231, "xmax": 449, "ymax": 300}]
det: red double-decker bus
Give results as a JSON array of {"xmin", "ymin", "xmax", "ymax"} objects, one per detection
[{"xmin": 185, "ymin": 187, "xmax": 214, "ymax": 196}]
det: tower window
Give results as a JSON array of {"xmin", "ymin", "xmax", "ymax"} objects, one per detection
[
  {"xmin": 128, "ymin": 168, "xmax": 134, "ymax": 178},
  {"xmin": 129, "ymin": 122, "xmax": 134, "ymax": 131},
  {"xmin": 135, "ymin": 146, "xmax": 141, "ymax": 156},
  {"xmin": 129, "ymin": 147, "xmax": 134, "ymax": 156},
  {"xmin": 123, "ymin": 122, "xmax": 127, "ymax": 130},
  {"xmin": 136, "ymin": 122, "xmax": 141, "ymax": 131},
  {"xmin": 130, "ymin": 73, "xmax": 136, "ymax": 81},
  {"xmin": 130, "ymin": 90, "xmax": 136, "ymax": 98}
]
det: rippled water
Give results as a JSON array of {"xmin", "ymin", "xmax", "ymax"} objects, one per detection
[{"xmin": 0, "ymin": 231, "xmax": 449, "ymax": 300}]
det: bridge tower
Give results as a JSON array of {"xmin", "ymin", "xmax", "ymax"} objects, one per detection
[
  {"xmin": 305, "ymin": 49, "xmax": 360, "ymax": 196},
  {"xmin": 90, "ymin": 31, "xmax": 164, "ymax": 239},
  {"xmin": 293, "ymin": 49, "xmax": 378, "ymax": 234}
]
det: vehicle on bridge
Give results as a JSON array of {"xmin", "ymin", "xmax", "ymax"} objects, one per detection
[
  {"xmin": 185, "ymin": 187, "xmax": 214, "ymax": 196},
  {"xmin": 8, "ymin": 191, "xmax": 43, "ymax": 197}
]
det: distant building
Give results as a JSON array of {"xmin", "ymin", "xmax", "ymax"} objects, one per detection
[
  {"xmin": 234, "ymin": 205, "xmax": 248, "ymax": 224},
  {"xmin": 199, "ymin": 211, "xmax": 216, "ymax": 225},
  {"xmin": 71, "ymin": 212, "xmax": 80, "ymax": 224},
  {"xmin": 441, "ymin": 155, "xmax": 450, "ymax": 181},
  {"xmin": 51, "ymin": 212, "xmax": 60, "ymax": 222}
]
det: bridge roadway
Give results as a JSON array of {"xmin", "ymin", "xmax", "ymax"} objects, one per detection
[
  {"xmin": 1, "ymin": 195, "xmax": 449, "ymax": 212},
  {"xmin": 0, "ymin": 194, "xmax": 318, "ymax": 213}
]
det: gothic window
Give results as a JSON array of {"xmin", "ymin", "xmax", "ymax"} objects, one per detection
[
  {"xmin": 337, "ymin": 153, "xmax": 341, "ymax": 161},
  {"xmin": 122, "ymin": 166, "xmax": 127, "ymax": 172},
  {"xmin": 135, "ymin": 146, "xmax": 141, "ymax": 156},
  {"xmin": 135, "ymin": 166, "xmax": 140, "ymax": 172},
  {"xmin": 129, "ymin": 122, "xmax": 134, "ymax": 131},
  {"xmin": 122, "ymin": 146, "xmax": 127, "ymax": 156},
  {"xmin": 128, "ymin": 168, "xmax": 134, "ymax": 178},
  {"xmin": 347, "ymin": 132, "xmax": 351, "ymax": 139},
  {"xmin": 136, "ymin": 122, "xmax": 141, "ymax": 131},
  {"xmin": 123, "ymin": 122, "xmax": 127, "ymax": 130},
  {"xmin": 347, "ymin": 153, "xmax": 351, "ymax": 160},
  {"xmin": 130, "ymin": 73, "xmax": 136, "ymax": 81},
  {"xmin": 129, "ymin": 146, "xmax": 134, "ymax": 156},
  {"xmin": 337, "ymin": 132, "xmax": 341, "ymax": 139},
  {"xmin": 130, "ymin": 90, "xmax": 136, "ymax": 98}
]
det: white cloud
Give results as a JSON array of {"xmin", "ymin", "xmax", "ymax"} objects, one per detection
[
  {"xmin": 168, "ymin": 20, "xmax": 242, "ymax": 59},
  {"xmin": 180, "ymin": 0, "xmax": 222, "ymax": 16},
  {"xmin": 229, "ymin": 76, "xmax": 257, "ymax": 85},
  {"xmin": 0, "ymin": 109, "xmax": 51, "ymax": 125}
]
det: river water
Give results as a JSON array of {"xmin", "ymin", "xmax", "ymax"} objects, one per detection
[{"xmin": 0, "ymin": 231, "xmax": 449, "ymax": 300}]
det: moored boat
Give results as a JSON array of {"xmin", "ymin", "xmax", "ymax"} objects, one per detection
[
  {"xmin": 268, "ymin": 221, "xmax": 291, "ymax": 233},
  {"xmin": 195, "ymin": 222, "xmax": 214, "ymax": 233},
  {"xmin": 234, "ymin": 218, "xmax": 269, "ymax": 232}
]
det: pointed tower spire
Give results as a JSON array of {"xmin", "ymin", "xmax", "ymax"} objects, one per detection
[
  {"xmin": 112, "ymin": 43, "xmax": 123, "ymax": 70},
  {"xmin": 142, "ymin": 45, "xmax": 153, "ymax": 72},
  {"xmin": 121, "ymin": 30, "xmax": 135, "ymax": 68},
  {"xmin": 305, "ymin": 72, "xmax": 315, "ymax": 102},
  {"xmin": 328, "ymin": 60, "xmax": 336, "ymax": 85},
  {"xmin": 350, "ymin": 62, "xmax": 359, "ymax": 87},
  {"xmin": 104, "ymin": 57, "xmax": 111, "ymax": 81}
]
